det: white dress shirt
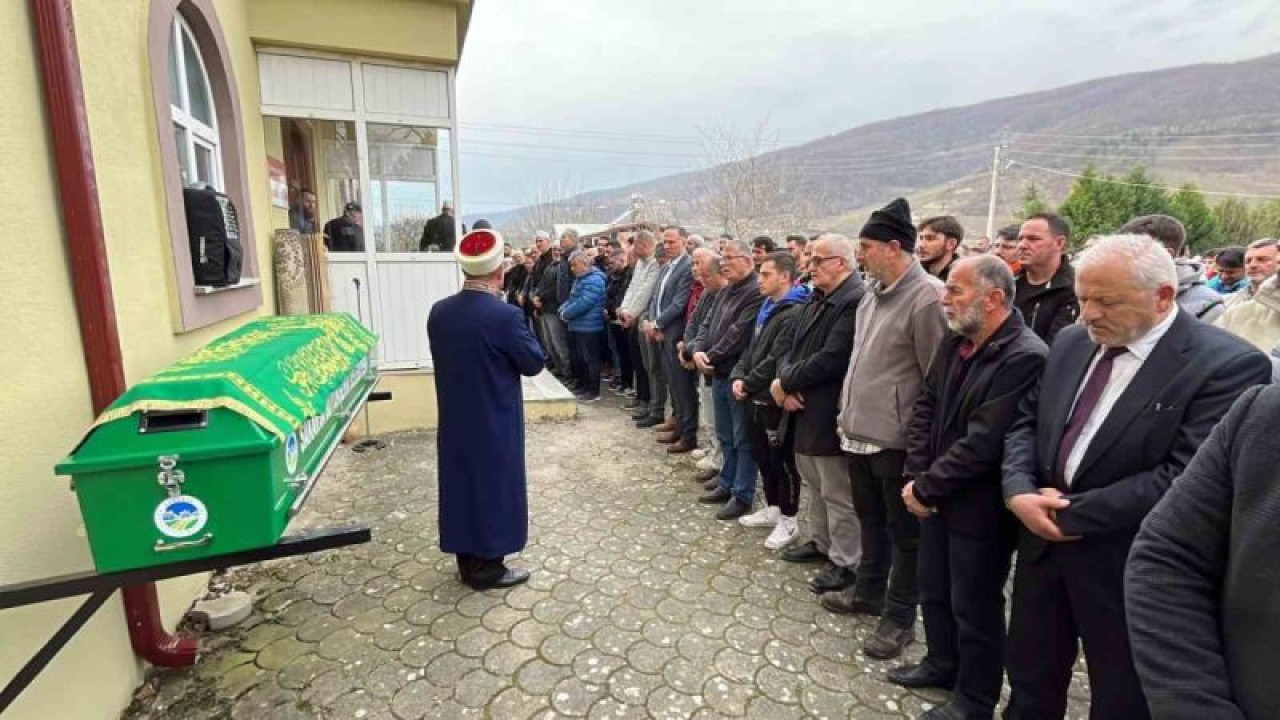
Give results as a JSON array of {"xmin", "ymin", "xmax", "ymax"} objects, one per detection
[{"xmin": 1064, "ymin": 310, "xmax": 1177, "ymax": 486}]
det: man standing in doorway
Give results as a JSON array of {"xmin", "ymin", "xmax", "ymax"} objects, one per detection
[
  {"xmin": 428, "ymin": 229, "xmax": 546, "ymax": 591},
  {"xmin": 289, "ymin": 187, "xmax": 317, "ymax": 234},
  {"xmin": 323, "ymin": 202, "xmax": 365, "ymax": 253},
  {"xmin": 419, "ymin": 200, "xmax": 457, "ymax": 252}
]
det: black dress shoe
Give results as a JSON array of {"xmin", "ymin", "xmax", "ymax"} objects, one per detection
[
  {"xmin": 715, "ymin": 497, "xmax": 752, "ymax": 520},
  {"xmin": 885, "ymin": 662, "xmax": 955, "ymax": 690},
  {"xmin": 466, "ymin": 568, "xmax": 531, "ymax": 591},
  {"xmin": 698, "ymin": 487, "xmax": 731, "ymax": 504},
  {"xmin": 780, "ymin": 540, "xmax": 827, "ymax": 564},
  {"xmin": 820, "ymin": 586, "xmax": 882, "ymax": 616},
  {"xmin": 921, "ymin": 701, "xmax": 990, "ymax": 720},
  {"xmin": 863, "ymin": 617, "xmax": 915, "ymax": 659},
  {"xmin": 809, "ymin": 562, "xmax": 857, "ymax": 594}
]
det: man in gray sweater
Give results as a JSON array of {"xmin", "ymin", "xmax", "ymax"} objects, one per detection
[{"xmin": 829, "ymin": 198, "xmax": 948, "ymax": 660}]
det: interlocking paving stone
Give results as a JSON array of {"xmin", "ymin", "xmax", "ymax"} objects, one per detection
[{"xmin": 123, "ymin": 395, "xmax": 1092, "ymax": 720}]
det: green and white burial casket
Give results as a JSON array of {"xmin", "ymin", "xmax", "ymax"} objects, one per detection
[{"xmin": 56, "ymin": 314, "xmax": 377, "ymax": 573}]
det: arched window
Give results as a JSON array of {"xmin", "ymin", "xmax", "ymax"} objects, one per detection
[
  {"xmin": 149, "ymin": 0, "xmax": 261, "ymax": 330},
  {"xmin": 168, "ymin": 14, "xmax": 222, "ymax": 189}
]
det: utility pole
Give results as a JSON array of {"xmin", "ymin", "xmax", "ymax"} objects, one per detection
[{"xmin": 985, "ymin": 144, "xmax": 1002, "ymax": 241}]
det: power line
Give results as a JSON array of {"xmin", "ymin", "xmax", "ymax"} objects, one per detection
[
  {"xmin": 1007, "ymin": 160, "xmax": 1280, "ymax": 200},
  {"xmin": 1011, "ymin": 140, "xmax": 1280, "ymax": 150},
  {"xmin": 1006, "ymin": 149, "xmax": 1280, "ymax": 161},
  {"xmin": 462, "ymin": 138, "xmax": 702, "ymax": 159},
  {"xmin": 458, "ymin": 148, "xmax": 696, "ymax": 171},
  {"xmin": 1012, "ymin": 129, "xmax": 1280, "ymax": 140},
  {"xmin": 460, "ymin": 122, "xmax": 702, "ymax": 144}
]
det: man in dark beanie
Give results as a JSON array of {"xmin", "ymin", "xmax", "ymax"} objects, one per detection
[{"xmin": 827, "ymin": 197, "xmax": 948, "ymax": 661}]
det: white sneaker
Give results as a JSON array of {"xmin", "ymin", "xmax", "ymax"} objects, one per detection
[
  {"xmin": 764, "ymin": 516, "xmax": 800, "ymax": 550},
  {"xmin": 739, "ymin": 505, "xmax": 781, "ymax": 528},
  {"xmin": 696, "ymin": 456, "xmax": 720, "ymax": 472},
  {"xmin": 691, "ymin": 448, "xmax": 708, "ymax": 460}
]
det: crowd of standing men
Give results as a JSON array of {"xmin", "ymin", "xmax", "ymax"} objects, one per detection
[{"xmin": 495, "ymin": 200, "xmax": 1277, "ymax": 720}]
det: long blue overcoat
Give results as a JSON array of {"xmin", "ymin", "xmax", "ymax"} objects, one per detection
[{"xmin": 427, "ymin": 290, "xmax": 546, "ymax": 558}]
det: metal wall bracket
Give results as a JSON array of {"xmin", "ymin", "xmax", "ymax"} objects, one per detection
[{"xmin": 0, "ymin": 524, "xmax": 371, "ymax": 714}]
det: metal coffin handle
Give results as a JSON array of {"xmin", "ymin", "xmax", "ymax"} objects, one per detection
[{"xmin": 154, "ymin": 534, "xmax": 214, "ymax": 553}]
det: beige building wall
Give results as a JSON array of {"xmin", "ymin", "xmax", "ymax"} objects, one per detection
[
  {"xmin": 0, "ymin": 1, "xmax": 468, "ymax": 717},
  {"xmin": 249, "ymin": 0, "xmax": 460, "ymax": 63}
]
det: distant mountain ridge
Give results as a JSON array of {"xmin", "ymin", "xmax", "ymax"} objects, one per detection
[{"xmin": 491, "ymin": 52, "xmax": 1280, "ymax": 237}]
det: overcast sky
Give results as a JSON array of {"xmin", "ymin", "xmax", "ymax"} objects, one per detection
[{"xmin": 455, "ymin": 0, "xmax": 1280, "ymax": 217}]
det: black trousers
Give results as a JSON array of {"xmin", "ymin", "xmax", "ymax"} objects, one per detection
[
  {"xmin": 609, "ymin": 323, "xmax": 633, "ymax": 388},
  {"xmin": 627, "ymin": 325, "xmax": 650, "ymax": 404},
  {"xmin": 455, "ymin": 553, "xmax": 507, "ymax": 585},
  {"xmin": 567, "ymin": 330, "xmax": 584, "ymax": 389},
  {"xmin": 918, "ymin": 508, "xmax": 1017, "ymax": 714},
  {"xmin": 848, "ymin": 449, "xmax": 918, "ymax": 628},
  {"xmin": 660, "ymin": 338, "xmax": 699, "ymax": 443},
  {"xmin": 570, "ymin": 331, "xmax": 605, "ymax": 395},
  {"xmin": 1003, "ymin": 540, "xmax": 1151, "ymax": 720},
  {"xmin": 745, "ymin": 403, "xmax": 800, "ymax": 516}
]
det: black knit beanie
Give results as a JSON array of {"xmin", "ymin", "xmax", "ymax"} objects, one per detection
[{"xmin": 859, "ymin": 197, "xmax": 916, "ymax": 252}]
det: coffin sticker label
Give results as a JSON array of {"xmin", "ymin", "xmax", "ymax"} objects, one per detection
[{"xmin": 154, "ymin": 495, "xmax": 209, "ymax": 539}]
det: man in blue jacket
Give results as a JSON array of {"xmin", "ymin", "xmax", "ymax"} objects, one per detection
[{"xmin": 560, "ymin": 251, "xmax": 608, "ymax": 402}]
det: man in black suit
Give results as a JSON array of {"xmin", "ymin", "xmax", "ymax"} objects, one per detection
[
  {"xmin": 1001, "ymin": 234, "xmax": 1270, "ymax": 719},
  {"xmin": 894, "ymin": 255, "xmax": 1048, "ymax": 720},
  {"xmin": 1126, "ymin": 384, "xmax": 1280, "ymax": 720},
  {"xmin": 645, "ymin": 227, "xmax": 696, "ymax": 450}
]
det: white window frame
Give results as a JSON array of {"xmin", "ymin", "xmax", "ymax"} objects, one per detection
[
  {"xmin": 257, "ymin": 47, "xmax": 464, "ymax": 370},
  {"xmin": 170, "ymin": 14, "xmax": 223, "ymax": 189}
]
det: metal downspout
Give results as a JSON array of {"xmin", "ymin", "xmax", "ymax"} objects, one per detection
[{"xmin": 29, "ymin": 0, "xmax": 199, "ymax": 667}]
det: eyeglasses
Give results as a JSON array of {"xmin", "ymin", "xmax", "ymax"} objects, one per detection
[{"xmin": 807, "ymin": 255, "xmax": 843, "ymax": 267}]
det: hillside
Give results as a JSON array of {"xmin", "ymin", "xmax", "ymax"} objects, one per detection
[{"xmin": 491, "ymin": 52, "xmax": 1280, "ymax": 239}]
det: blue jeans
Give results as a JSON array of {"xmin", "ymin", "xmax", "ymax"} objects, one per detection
[{"xmin": 713, "ymin": 377, "xmax": 756, "ymax": 505}]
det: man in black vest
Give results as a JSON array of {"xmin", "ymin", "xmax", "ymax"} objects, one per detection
[{"xmin": 1001, "ymin": 234, "xmax": 1269, "ymax": 719}]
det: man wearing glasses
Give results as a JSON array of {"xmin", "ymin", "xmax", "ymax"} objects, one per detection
[
  {"xmin": 771, "ymin": 235, "xmax": 867, "ymax": 591},
  {"xmin": 693, "ymin": 239, "xmax": 766, "ymax": 518}
]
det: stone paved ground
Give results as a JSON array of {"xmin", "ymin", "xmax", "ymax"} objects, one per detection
[{"xmin": 125, "ymin": 393, "xmax": 1090, "ymax": 719}]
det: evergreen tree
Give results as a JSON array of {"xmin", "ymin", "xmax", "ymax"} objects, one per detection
[
  {"xmin": 1059, "ymin": 165, "xmax": 1139, "ymax": 245},
  {"xmin": 1214, "ymin": 198, "xmax": 1262, "ymax": 245},
  {"xmin": 1167, "ymin": 184, "xmax": 1223, "ymax": 253},
  {"xmin": 1018, "ymin": 183, "xmax": 1050, "ymax": 220},
  {"xmin": 1253, "ymin": 198, "xmax": 1280, "ymax": 238},
  {"xmin": 1122, "ymin": 167, "xmax": 1173, "ymax": 218}
]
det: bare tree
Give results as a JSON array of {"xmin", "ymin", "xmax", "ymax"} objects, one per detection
[
  {"xmin": 690, "ymin": 120, "xmax": 828, "ymax": 238},
  {"xmin": 513, "ymin": 177, "xmax": 593, "ymax": 237}
]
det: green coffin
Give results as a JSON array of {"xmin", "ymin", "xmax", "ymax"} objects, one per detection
[{"xmin": 55, "ymin": 314, "xmax": 378, "ymax": 573}]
